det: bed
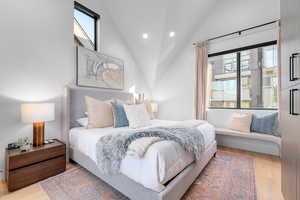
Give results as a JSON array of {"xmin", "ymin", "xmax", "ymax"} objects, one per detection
[{"xmin": 62, "ymin": 86, "xmax": 217, "ymax": 200}]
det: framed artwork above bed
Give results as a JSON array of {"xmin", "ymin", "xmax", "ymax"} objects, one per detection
[{"xmin": 76, "ymin": 46, "xmax": 124, "ymax": 90}]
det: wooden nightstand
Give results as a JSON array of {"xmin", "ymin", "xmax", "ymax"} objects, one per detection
[{"xmin": 5, "ymin": 139, "xmax": 66, "ymax": 192}]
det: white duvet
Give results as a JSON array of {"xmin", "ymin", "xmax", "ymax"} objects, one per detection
[{"xmin": 69, "ymin": 120, "xmax": 215, "ymax": 192}]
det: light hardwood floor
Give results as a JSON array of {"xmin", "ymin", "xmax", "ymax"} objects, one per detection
[
  {"xmin": 219, "ymin": 146, "xmax": 284, "ymax": 200},
  {"xmin": 0, "ymin": 147, "xmax": 284, "ymax": 200}
]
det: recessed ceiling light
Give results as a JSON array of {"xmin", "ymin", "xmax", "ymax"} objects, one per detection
[
  {"xmin": 169, "ymin": 31, "xmax": 175, "ymax": 38},
  {"xmin": 142, "ymin": 33, "xmax": 149, "ymax": 39}
]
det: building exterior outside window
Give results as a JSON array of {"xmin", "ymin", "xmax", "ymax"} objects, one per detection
[{"xmin": 208, "ymin": 44, "xmax": 278, "ymax": 109}]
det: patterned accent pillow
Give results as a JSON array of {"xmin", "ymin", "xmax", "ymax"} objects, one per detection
[
  {"xmin": 123, "ymin": 104, "xmax": 150, "ymax": 128},
  {"xmin": 251, "ymin": 112, "xmax": 279, "ymax": 136},
  {"xmin": 111, "ymin": 103, "xmax": 129, "ymax": 128}
]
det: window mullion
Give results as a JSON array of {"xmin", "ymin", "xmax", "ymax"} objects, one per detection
[
  {"xmin": 237, "ymin": 52, "xmax": 241, "ymax": 109},
  {"xmin": 94, "ymin": 17, "xmax": 98, "ymax": 51}
]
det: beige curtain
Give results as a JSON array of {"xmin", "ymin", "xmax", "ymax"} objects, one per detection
[{"xmin": 195, "ymin": 41, "xmax": 208, "ymax": 120}]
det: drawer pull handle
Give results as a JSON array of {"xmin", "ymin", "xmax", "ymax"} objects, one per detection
[{"xmin": 289, "ymin": 53, "xmax": 299, "ymax": 81}]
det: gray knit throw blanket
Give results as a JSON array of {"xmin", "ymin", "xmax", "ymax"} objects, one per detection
[{"xmin": 96, "ymin": 127, "xmax": 205, "ymax": 174}]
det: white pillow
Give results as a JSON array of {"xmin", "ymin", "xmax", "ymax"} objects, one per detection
[
  {"xmin": 124, "ymin": 104, "xmax": 150, "ymax": 128},
  {"xmin": 229, "ymin": 113, "xmax": 252, "ymax": 132},
  {"xmin": 76, "ymin": 118, "xmax": 88, "ymax": 128}
]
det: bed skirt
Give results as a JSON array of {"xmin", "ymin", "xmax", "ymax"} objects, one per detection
[{"xmin": 70, "ymin": 141, "xmax": 217, "ymax": 200}]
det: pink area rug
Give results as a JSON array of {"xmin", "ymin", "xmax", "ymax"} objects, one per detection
[{"xmin": 40, "ymin": 152, "xmax": 256, "ymax": 200}]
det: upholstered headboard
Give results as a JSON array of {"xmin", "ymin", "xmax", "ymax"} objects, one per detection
[
  {"xmin": 68, "ymin": 87, "xmax": 132, "ymax": 128},
  {"xmin": 61, "ymin": 86, "xmax": 133, "ymax": 161}
]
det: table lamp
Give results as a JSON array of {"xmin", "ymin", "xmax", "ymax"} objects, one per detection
[{"xmin": 21, "ymin": 103, "xmax": 55, "ymax": 146}]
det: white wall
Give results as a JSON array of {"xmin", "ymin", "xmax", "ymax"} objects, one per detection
[
  {"xmin": 0, "ymin": 0, "xmax": 149, "ymax": 179},
  {"xmin": 77, "ymin": 0, "xmax": 151, "ymax": 96},
  {"xmin": 152, "ymin": 0, "xmax": 280, "ymax": 120}
]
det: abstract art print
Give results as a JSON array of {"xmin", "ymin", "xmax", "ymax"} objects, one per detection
[{"xmin": 76, "ymin": 46, "xmax": 124, "ymax": 90}]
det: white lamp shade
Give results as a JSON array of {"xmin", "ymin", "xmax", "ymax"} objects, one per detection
[
  {"xmin": 151, "ymin": 103, "xmax": 158, "ymax": 113},
  {"xmin": 21, "ymin": 103, "xmax": 55, "ymax": 123}
]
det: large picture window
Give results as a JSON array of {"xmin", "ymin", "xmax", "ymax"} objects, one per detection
[
  {"xmin": 208, "ymin": 41, "xmax": 278, "ymax": 110},
  {"xmin": 74, "ymin": 2, "xmax": 100, "ymax": 51}
]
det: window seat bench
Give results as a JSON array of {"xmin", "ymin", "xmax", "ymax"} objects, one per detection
[
  {"xmin": 216, "ymin": 128, "xmax": 281, "ymax": 156},
  {"xmin": 207, "ymin": 109, "xmax": 281, "ymax": 157},
  {"xmin": 215, "ymin": 128, "xmax": 281, "ymax": 156}
]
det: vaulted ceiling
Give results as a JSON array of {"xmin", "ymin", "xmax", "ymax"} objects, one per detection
[{"xmin": 101, "ymin": 0, "xmax": 217, "ymax": 89}]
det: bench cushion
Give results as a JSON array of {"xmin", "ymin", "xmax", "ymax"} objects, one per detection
[{"xmin": 216, "ymin": 128, "xmax": 281, "ymax": 147}]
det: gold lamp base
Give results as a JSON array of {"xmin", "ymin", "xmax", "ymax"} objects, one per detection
[{"xmin": 33, "ymin": 122, "xmax": 45, "ymax": 147}]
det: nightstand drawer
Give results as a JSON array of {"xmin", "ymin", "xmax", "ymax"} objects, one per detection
[
  {"xmin": 8, "ymin": 145, "xmax": 65, "ymax": 170},
  {"xmin": 8, "ymin": 155, "xmax": 66, "ymax": 192}
]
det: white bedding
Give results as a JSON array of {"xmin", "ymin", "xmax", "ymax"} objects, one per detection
[{"xmin": 69, "ymin": 120, "xmax": 215, "ymax": 192}]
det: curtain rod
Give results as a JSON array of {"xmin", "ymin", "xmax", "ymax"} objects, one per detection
[{"xmin": 193, "ymin": 20, "xmax": 279, "ymax": 45}]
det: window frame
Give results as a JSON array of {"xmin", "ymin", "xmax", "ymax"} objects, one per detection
[
  {"xmin": 74, "ymin": 1, "xmax": 100, "ymax": 51},
  {"xmin": 208, "ymin": 40, "xmax": 278, "ymax": 110}
]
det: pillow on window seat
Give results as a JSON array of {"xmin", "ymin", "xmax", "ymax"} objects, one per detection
[
  {"xmin": 251, "ymin": 112, "xmax": 279, "ymax": 136},
  {"xmin": 228, "ymin": 113, "xmax": 252, "ymax": 132}
]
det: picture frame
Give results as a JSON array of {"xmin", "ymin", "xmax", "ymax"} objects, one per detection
[{"xmin": 76, "ymin": 46, "xmax": 124, "ymax": 90}]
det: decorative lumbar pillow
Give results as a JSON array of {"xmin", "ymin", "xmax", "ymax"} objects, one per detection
[
  {"xmin": 251, "ymin": 112, "xmax": 279, "ymax": 135},
  {"xmin": 124, "ymin": 104, "xmax": 150, "ymax": 128},
  {"xmin": 76, "ymin": 117, "xmax": 88, "ymax": 128},
  {"xmin": 143, "ymin": 100, "xmax": 155, "ymax": 120},
  {"xmin": 228, "ymin": 113, "xmax": 252, "ymax": 132},
  {"xmin": 85, "ymin": 96, "xmax": 115, "ymax": 128},
  {"xmin": 111, "ymin": 103, "xmax": 129, "ymax": 128}
]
